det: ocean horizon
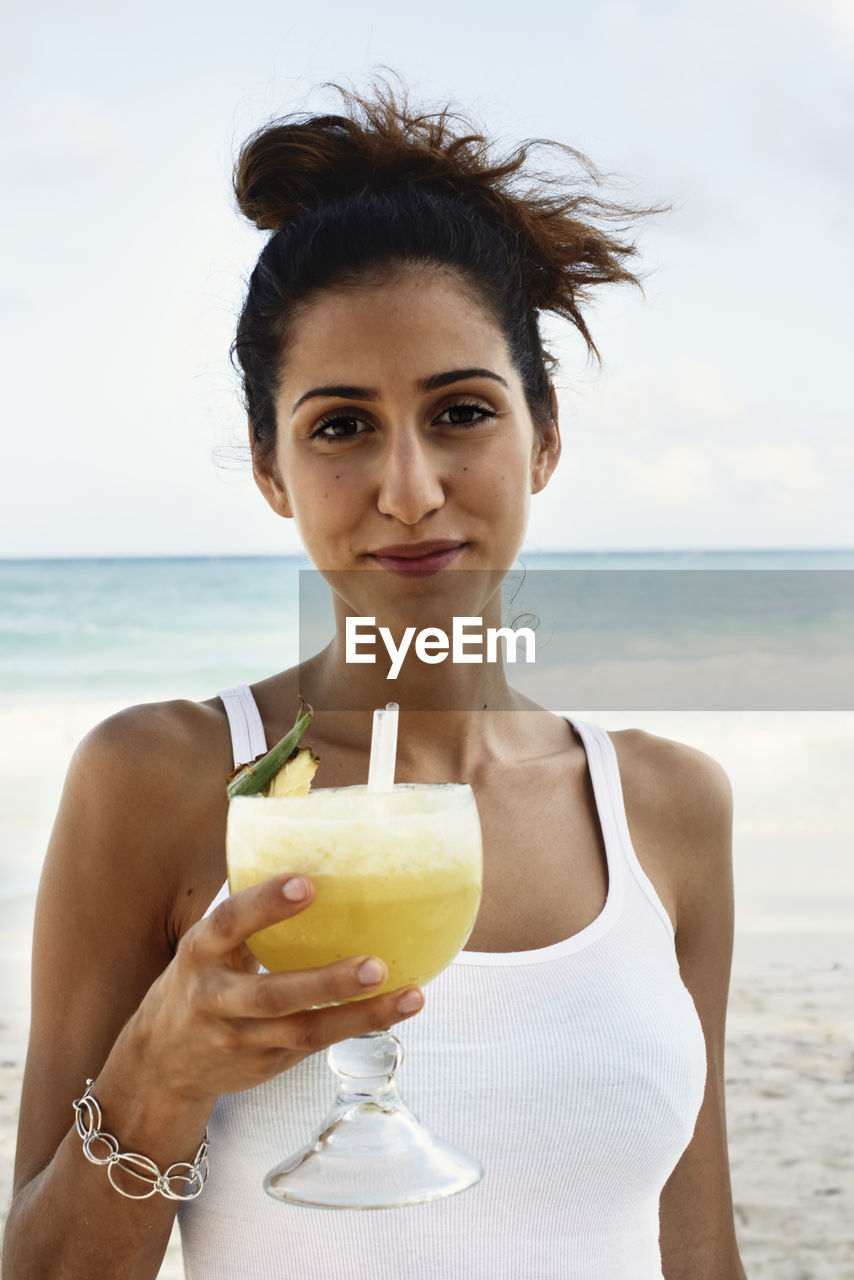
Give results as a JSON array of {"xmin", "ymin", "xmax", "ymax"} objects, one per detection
[{"xmin": 3, "ymin": 548, "xmax": 853, "ymax": 712}]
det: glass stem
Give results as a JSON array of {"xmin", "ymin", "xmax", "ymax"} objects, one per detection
[{"xmin": 326, "ymin": 1030, "xmax": 404, "ymax": 1110}]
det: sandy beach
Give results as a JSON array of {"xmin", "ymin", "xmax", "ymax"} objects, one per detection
[
  {"xmin": 1, "ymin": 704, "xmax": 852, "ymax": 1275},
  {"xmin": 726, "ymin": 933, "xmax": 854, "ymax": 1279}
]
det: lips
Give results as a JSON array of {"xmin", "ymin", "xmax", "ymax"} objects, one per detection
[
  {"xmin": 369, "ymin": 540, "xmax": 465, "ymax": 559},
  {"xmin": 366, "ymin": 540, "xmax": 466, "ymax": 577}
]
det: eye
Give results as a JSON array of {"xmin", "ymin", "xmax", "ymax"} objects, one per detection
[
  {"xmin": 309, "ymin": 413, "xmax": 372, "ymax": 442},
  {"xmin": 434, "ymin": 401, "xmax": 497, "ymax": 427}
]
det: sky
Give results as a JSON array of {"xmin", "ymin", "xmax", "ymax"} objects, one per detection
[{"xmin": 1, "ymin": 0, "xmax": 851, "ymax": 556}]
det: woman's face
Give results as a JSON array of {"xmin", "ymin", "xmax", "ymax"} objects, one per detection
[{"xmin": 255, "ymin": 265, "xmax": 560, "ymax": 599}]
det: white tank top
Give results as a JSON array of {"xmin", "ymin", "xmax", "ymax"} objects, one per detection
[{"xmin": 178, "ymin": 685, "xmax": 706, "ymax": 1280}]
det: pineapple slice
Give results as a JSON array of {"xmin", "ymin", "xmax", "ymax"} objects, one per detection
[
  {"xmin": 226, "ymin": 701, "xmax": 314, "ymax": 798},
  {"xmin": 267, "ymin": 747, "xmax": 320, "ymax": 798}
]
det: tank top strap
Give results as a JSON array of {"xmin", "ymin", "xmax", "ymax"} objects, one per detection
[
  {"xmin": 218, "ymin": 684, "xmax": 268, "ymax": 767},
  {"xmin": 208, "ymin": 686, "xmax": 269, "ymax": 924},
  {"xmin": 564, "ymin": 716, "xmax": 675, "ymax": 942}
]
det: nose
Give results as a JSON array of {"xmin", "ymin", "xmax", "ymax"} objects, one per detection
[{"xmin": 375, "ymin": 431, "xmax": 446, "ymax": 525}]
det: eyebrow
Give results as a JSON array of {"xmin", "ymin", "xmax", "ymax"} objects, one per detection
[{"xmin": 290, "ymin": 368, "xmax": 509, "ymax": 415}]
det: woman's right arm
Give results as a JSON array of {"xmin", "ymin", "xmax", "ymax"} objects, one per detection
[{"xmin": 3, "ymin": 706, "xmax": 423, "ymax": 1280}]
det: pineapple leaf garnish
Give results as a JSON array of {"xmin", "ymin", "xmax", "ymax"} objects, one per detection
[{"xmin": 226, "ymin": 700, "xmax": 314, "ymax": 799}]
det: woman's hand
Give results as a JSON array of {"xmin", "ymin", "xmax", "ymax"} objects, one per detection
[{"xmin": 126, "ymin": 871, "xmax": 423, "ymax": 1111}]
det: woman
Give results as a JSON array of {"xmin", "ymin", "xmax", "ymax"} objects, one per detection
[{"xmin": 4, "ymin": 83, "xmax": 747, "ymax": 1278}]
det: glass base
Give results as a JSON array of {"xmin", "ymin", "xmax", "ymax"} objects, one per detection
[{"xmin": 264, "ymin": 1032, "xmax": 483, "ymax": 1209}]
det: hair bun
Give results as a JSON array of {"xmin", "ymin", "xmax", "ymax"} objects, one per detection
[
  {"xmin": 235, "ymin": 113, "xmax": 375, "ymax": 231},
  {"xmin": 234, "ymin": 81, "xmax": 542, "ymax": 235}
]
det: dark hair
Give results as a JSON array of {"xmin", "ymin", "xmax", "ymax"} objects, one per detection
[{"xmin": 232, "ymin": 78, "xmax": 659, "ymax": 468}]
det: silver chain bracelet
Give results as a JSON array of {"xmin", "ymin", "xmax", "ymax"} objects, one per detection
[{"xmin": 72, "ymin": 1079, "xmax": 210, "ymax": 1200}]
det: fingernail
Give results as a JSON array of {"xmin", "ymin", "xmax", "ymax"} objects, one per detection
[
  {"xmin": 397, "ymin": 989, "xmax": 423, "ymax": 1014},
  {"xmin": 282, "ymin": 876, "xmax": 308, "ymax": 901},
  {"xmin": 357, "ymin": 958, "xmax": 386, "ymax": 986}
]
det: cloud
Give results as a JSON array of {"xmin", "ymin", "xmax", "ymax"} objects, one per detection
[
  {"xmin": 829, "ymin": 438, "xmax": 854, "ymax": 472},
  {"xmin": 569, "ymin": 356, "xmax": 748, "ymax": 445},
  {"xmin": 751, "ymin": 0, "xmax": 854, "ymax": 58},
  {"xmin": 581, "ymin": 437, "xmax": 831, "ymax": 516},
  {"xmin": 720, "ymin": 441, "xmax": 833, "ymax": 512},
  {"xmin": 613, "ymin": 442, "xmax": 717, "ymax": 506},
  {"xmin": 10, "ymin": 94, "xmax": 128, "ymax": 182},
  {"xmin": 595, "ymin": 0, "xmax": 854, "ymax": 189},
  {"xmin": 554, "ymin": 355, "xmax": 841, "ymax": 519},
  {"xmin": 827, "ymin": 0, "xmax": 854, "ymax": 52}
]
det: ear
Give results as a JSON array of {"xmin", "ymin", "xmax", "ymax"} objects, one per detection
[
  {"xmin": 249, "ymin": 417, "xmax": 293, "ymax": 519},
  {"xmin": 530, "ymin": 385, "xmax": 561, "ymax": 495}
]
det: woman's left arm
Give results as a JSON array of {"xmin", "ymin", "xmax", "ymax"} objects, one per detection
[{"xmin": 615, "ymin": 731, "xmax": 748, "ymax": 1280}]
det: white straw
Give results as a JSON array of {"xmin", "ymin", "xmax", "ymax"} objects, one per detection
[{"xmin": 367, "ymin": 702, "xmax": 399, "ymax": 792}]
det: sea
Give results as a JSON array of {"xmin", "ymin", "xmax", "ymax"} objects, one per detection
[{"xmin": 1, "ymin": 550, "xmax": 853, "ymax": 962}]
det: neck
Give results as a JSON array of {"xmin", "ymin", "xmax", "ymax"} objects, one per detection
[
  {"xmin": 294, "ymin": 696, "xmax": 552, "ymax": 782},
  {"xmin": 316, "ymin": 634, "xmax": 520, "ymax": 707},
  {"xmin": 303, "ymin": 575, "xmax": 527, "ymax": 710},
  {"xmin": 290, "ymin": 567, "xmax": 553, "ymax": 776}
]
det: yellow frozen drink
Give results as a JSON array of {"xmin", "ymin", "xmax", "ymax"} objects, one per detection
[{"xmin": 227, "ymin": 784, "xmax": 482, "ymax": 996}]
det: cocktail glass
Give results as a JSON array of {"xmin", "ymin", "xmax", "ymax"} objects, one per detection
[{"xmin": 226, "ymin": 782, "xmax": 483, "ymax": 1208}]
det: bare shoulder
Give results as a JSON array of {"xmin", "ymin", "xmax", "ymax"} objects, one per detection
[
  {"xmin": 73, "ymin": 696, "xmax": 229, "ymax": 783},
  {"xmin": 607, "ymin": 727, "xmax": 733, "ymax": 943},
  {"xmin": 608, "ymin": 727, "xmax": 732, "ymax": 823},
  {"xmin": 52, "ymin": 696, "xmax": 233, "ymax": 941}
]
